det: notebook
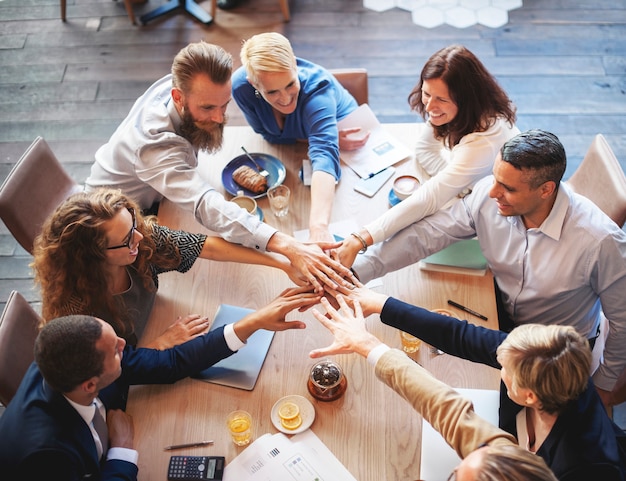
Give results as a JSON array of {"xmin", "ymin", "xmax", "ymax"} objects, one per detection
[
  {"xmin": 419, "ymin": 238, "xmax": 488, "ymax": 276},
  {"xmin": 420, "ymin": 388, "xmax": 500, "ymax": 481},
  {"xmin": 193, "ymin": 304, "xmax": 274, "ymax": 391}
]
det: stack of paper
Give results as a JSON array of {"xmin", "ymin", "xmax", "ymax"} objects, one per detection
[
  {"xmin": 420, "ymin": 388, "xmax": 500, "ymax": 481},
  {"xmin": 337, "ymin": 104, "xmax": 411, "ymax": 178},
  {"xmin": 224, "ymin": 430, "xmax": 357, "ymax": 481}
]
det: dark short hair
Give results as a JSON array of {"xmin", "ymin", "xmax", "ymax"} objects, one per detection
[
  {"xmin": 34, "ymin": 315, "xmax": 105, "ymax": 393},
  {"xmin": 500, "ymin": 129, "xmax": 567, "ymax": 188}
]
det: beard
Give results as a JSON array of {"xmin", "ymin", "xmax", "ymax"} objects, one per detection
[{"xmin": 178, "ymin": 106, "xmax": 226, "ymax": 153}]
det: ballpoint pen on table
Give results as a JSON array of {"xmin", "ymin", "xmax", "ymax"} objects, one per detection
[
  {"xmin": 447, "ymin": 300, "xmax": 488, "ymax": 321},
  {"xmin": 164, "ymin": 440, "xmax": 214, "ymax": 451}
]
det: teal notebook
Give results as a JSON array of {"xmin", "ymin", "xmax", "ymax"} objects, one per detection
[{"xmin": 419, "ymin": 239, "xmax": 488, "ymax": 276}]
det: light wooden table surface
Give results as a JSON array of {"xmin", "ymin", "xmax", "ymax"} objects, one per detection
[{"xmin": 126, "ymin": 124, "xmax": 500, "ymax": 481}]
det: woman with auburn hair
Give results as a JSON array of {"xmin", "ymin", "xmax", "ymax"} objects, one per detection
[
  {"xmin": 32, "ymin": 188, "xmax": 304, "ymax": 349},
  {"xmin": 338, "ymin": 44, "xmax": 519, "ymax": 268}
]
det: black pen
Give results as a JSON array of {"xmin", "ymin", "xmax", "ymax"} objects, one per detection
[
  {"xmin": 164, "ymin": 440, "xmax": 214, "ymax": 451},
  {"xmin": 447, "ymin": 300, "xmax": 488, "ymax": 321},
  {"xmin": 368, "ymin": 167, "xmax": 389, "ymax": 178}
]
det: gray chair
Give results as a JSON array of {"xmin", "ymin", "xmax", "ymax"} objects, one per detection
[
  {"xmin": 566, "ymin": 134, "xmax": 626, "ymax": 228},
  {"xmin": 329, "ymin": 68, "xmax": 369, "ymax": 106},
  {"xmin": 0, "ymin": 291, "xmax": 41, "ymax": 406},
  {"xmin": 0, "ymin": 136, "xmax": 82, "ymax": 254}
]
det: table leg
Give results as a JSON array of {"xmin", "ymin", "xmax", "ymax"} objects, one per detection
[{"xmin": 140, "ymin": 0, "xmax": 213, "ymax": 25}]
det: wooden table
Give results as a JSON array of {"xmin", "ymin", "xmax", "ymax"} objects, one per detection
[{"xmin": 126, "ymin": 124, "xmax": 500, "ymax": 481}]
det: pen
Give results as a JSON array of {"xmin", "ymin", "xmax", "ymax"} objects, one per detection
[
  {"xmin": 368, "ymin": 167, "xmax": 388, "ymax": 178},
  {"xmin": 447, "ymin": 300, "xmax": 488, "ymax": 321},
  {"xmin": 164, "ymin": 440, "xmax": 214, "ymax": 451}
]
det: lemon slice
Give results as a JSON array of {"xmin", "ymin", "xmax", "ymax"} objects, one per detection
[
  {"xmin": 280, "ymin": 414, "xmax": 303, "ymax": 430},
  {"xmin": 278, "ymin": 401, "xmax": 300, "ymax": 421}
]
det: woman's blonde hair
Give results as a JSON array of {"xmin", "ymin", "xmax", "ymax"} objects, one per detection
[
  {"xmin": 496, "ymin": 324, "xmax": 591, "ymax": 413},
  {"xmin": 32, "ymin": 188, "xmax": 179, "ymax": 338},
  {"xmin": 239, "ymin": 32, "xmax": 297, "ymax": 85}
]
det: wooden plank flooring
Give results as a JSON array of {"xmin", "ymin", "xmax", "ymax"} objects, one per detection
[{"xmin": 0, "ymin": 0, "xmax": 625, "ymax": 309}]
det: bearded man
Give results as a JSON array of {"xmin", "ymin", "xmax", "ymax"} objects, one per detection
[{"xmin": 85, "ymin": 41, "xmax": 350, "ymax": 291}]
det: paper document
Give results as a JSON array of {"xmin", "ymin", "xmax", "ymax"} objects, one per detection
[
  {"xmin": 338, "ymin": 103, "xmax": 412, "ymax": 178},
  {"xmin": 420, "ymin": 388, "xmax": 500, "ymax": 481},
  {"xmin": 224, "ymin": 430, "xmax": 357, "ymax": 481}
]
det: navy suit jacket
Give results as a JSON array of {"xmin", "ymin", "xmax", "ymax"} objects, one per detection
[
  {"xmin": 0, "ymin": 325, "xmax": 234, "ymax": 481},
  {"xmin": 381, "ymin": 297, "xmax": 626, "ymax": 481}
]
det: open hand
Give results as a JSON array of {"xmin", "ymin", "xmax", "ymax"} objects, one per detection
[
  {"xmin": 322, "ymin": 274, "xmax": 389, "ymax": 318},
  {"xmin": 309, "ymin": 296, "xmax": 382, "ymax": 359},
  {"xmin": 107, "ymin": 409, "xmax": 134, "ymax": 449},
  {"xmin": 283, "ymin": 239, "xmax": 354, "ymax": 292},
  {"xmin": 233, "ymin": 286, "xmax": 323, "ymax": 341},
  {"xmin": 339, "ymin": 127, "xmax": 370, "ymax": 151},
  {"xmin": 146, "ymin": 314, "xmax": 210, "ymax": 350}
]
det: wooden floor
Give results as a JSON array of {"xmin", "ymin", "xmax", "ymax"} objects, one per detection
[{"xmin": 0, "ymin": 0, "xmax": 625, "ymax": 309}]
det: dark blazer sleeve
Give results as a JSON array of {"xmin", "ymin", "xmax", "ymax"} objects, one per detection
[
  {"xmin": 380, "ymin": 297, "xmax": 507, "ymax": 368},
  {"xmin": 18, "ymin": 451, "xmax": 137, "ymax": 481},
  {"xmin": 117, "ymin": 325, "xmax": 234, "ymax": 386}
]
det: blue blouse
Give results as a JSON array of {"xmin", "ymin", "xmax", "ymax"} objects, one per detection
[{"xmin": 232, "ymin": 57, "xmax": 358, "ymax": 180}]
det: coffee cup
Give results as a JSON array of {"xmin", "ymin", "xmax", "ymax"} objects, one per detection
[
  {"xmin": 232, "ymin": 191, "xmax": 258, "ymax": 215},
  {"xmin": 392, "ymin": 175, "xmax": 420, "ymax": 201}
]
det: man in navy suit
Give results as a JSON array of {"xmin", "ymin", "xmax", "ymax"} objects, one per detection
[
  {"xmin": 0, "ymin": 316, "xmax": 137, "ymax": 480},
  {"xmin": 0, "ymin": 286, "xmax": 318, "ymax": 480}
]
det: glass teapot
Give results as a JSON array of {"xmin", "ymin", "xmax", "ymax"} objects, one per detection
[{"xmin": 307, "ymin": 359, "xmax": 347, "ymax": 402}]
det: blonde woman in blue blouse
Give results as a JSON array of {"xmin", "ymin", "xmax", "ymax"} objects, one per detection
[{"xmin": 233, "ymin": 32, "xmax": 369, "ymax": 243}]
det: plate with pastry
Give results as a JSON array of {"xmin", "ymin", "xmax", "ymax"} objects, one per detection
[{"xmin": 222, "ymin": 153, "xmax": 286, "ymax": 199}]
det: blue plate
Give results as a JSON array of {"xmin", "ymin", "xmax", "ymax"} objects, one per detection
[
  {"xmin": 388, "ymin": 188, "xmax": 402, "ymax": 206},
  {"xmin": 222, "ymin": 153, "xmax": 286, "ymax": 199}
]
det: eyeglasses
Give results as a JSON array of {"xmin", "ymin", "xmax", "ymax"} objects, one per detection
[
  {"xmin": 106, "ymin": 208, "xmax": 137, "ymax": 250},
  {"xmin": 446, "ymin": 470, "xmax": 457, "ymax": 481}
]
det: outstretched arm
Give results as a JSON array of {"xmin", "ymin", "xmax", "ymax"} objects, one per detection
[
  {"xmin": 308, "ymin": 171, "xmax": 337, "ymax": 243},
  {"xmin": 309, "ymin": 295, "xmax": 517, "ymax": 459},
  {"xmin": 200, "ymin": 236, "xmax": 307, "ymax": 286}
]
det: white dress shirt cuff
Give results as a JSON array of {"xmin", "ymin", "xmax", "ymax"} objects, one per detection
[
  {"xmin": 367, "ymin": 344, "xmax": 391, "ymax": 367},
  {"xmin": 107, "ymin": 447, "xmax": 139, "ymax": 465},
  {"xmin": 224, "ymin": 323, "xmax": 246, "ymax": 351}
]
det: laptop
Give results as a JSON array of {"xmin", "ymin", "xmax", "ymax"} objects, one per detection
[{"xmin": 193, "ymin": 304, "xmax": 274, "ymax": 391}]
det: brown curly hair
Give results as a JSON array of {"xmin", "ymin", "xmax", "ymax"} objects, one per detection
[
  {"xmin": 32, "ymin": 189, "xmax": 180, "ymax": 338},
  {"xmin": 408, "ymin": 44, "xmax": 517, "ymax": 149}
]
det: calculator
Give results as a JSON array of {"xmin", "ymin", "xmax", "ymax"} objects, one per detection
[{"xmin": 167, "ymin": 455, "xmax": 225, "ymax": 480}]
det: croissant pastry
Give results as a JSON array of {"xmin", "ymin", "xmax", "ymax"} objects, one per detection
[{"xmin": 232, "ymin": 165, "xmax": 268, "ymax": 194}]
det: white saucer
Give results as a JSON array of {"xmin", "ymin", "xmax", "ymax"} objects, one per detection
[{"xmin": 271, "ymin": 394, "xmax": 315, "ymax": 434}]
